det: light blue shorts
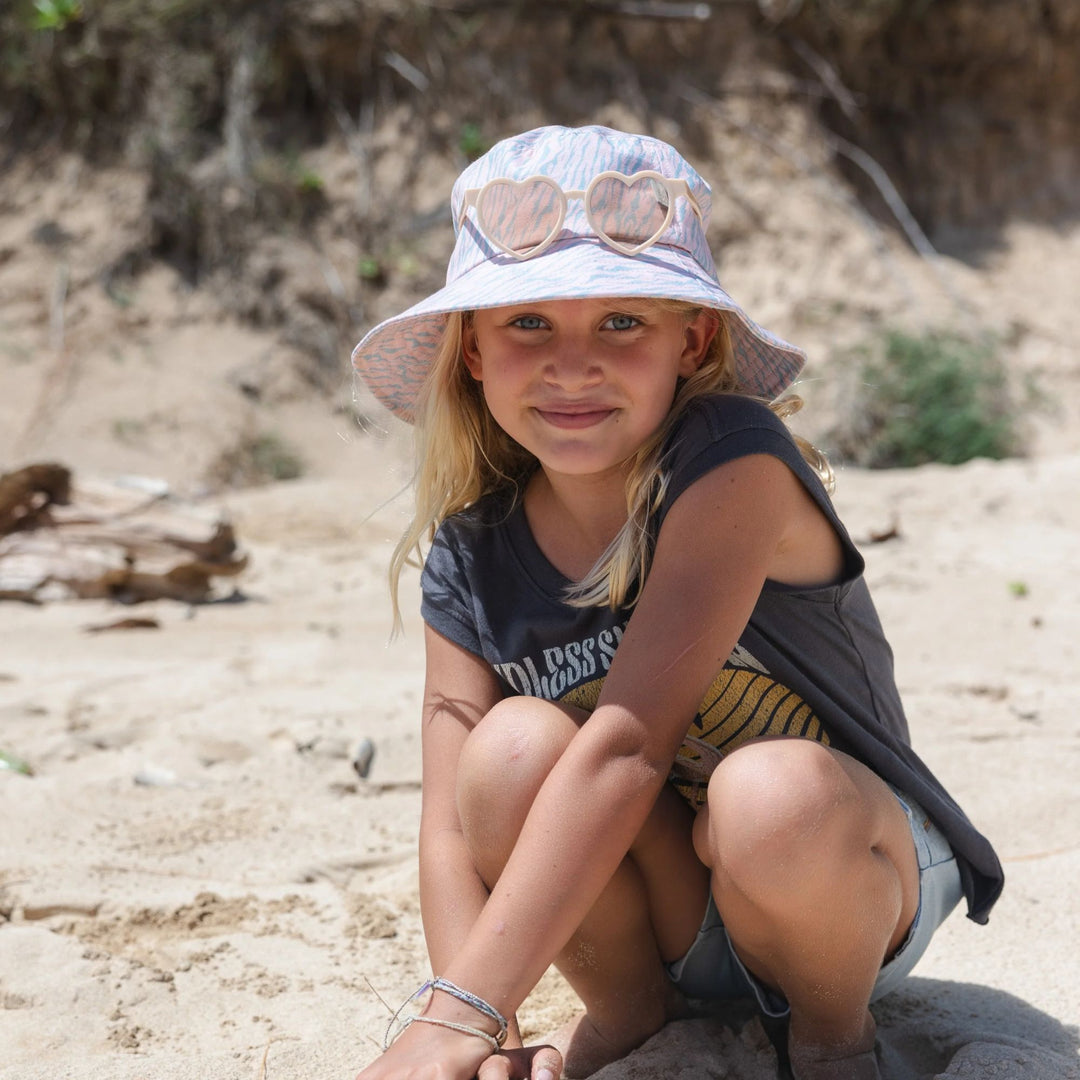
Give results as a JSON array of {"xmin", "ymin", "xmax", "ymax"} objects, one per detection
[{"xmin": 665, "ymin": 788, "xmax": 963, "ymax": 1017}]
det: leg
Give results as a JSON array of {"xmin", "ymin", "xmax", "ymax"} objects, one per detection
[
  {"xmin": 692, "ymin": 738, "xmax": 920, "ymax": 1080},
  {"xmin": 456, "ymin": 696, "xmax": 709, "ymax": 1077}
]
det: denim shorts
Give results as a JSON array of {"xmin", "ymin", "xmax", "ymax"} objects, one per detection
[{"xmin": 664, "ymin": 788, "xmax": 964, "ymax": 1017}]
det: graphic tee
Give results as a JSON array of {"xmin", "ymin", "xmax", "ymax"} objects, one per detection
[{"xmin": 420, "ymin": 394, "xmax": 1003, "ymax": 924}]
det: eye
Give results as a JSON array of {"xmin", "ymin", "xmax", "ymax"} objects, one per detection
[
  {"xmin": 603, "ymin": 313, "xmax": 641, "ymax": 331},
  {"xmin": 509, "ymin": 314, "xmax": 548, "ymax": 331}
]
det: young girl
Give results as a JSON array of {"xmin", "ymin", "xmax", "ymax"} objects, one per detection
[{"xmin": 350, "ymin": 125, "xmax": 1003, "ymax": 1080}]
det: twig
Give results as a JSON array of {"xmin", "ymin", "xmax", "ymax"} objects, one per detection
[
  {"xmin": 291, "ymin": 32, "xmax": 375, "ymax": 218},
  {"xmin": 608, "ymin": 1, "xmax": 712, "ymax": 18},
  {"xmin": 363, "ymin": 973, "xmax": 396, "ymax": 1017},
  {"xmin": 224, "ymin": 17, "xmax": 259, "ymax": 184},
  {"xmin": 49, "ymin": 261, "xmax": 68, "ymax": 352},
  {"xmin": 758, "ymin": 0, "xmax": 805, "ymax": 23},
  {"xmin": 383, "ymin": 50, "xmax": 430, "ymax": 92},
  {"xmin": 255, "ymin": 1035, "xmax": 299, "ymax": 1080},
  {"xmin": 15, "ymin": 263, "xmax": 76, "ymax": 456},
  {"xmin": 824, "ymin": 132, "xmax": 938, "ymax": 259},
  {"xmin": 787, "ymin": 36, "xmax": 863, "ymax": 122},
  {"xmin": 425, "ymin": 0, "xmax": 746, "ymax": 15}
]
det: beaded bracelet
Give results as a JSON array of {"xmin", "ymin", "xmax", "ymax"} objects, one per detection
[{"xmin": 387, "ymin": 1015, "xmax": 502, "ymax": 1051}]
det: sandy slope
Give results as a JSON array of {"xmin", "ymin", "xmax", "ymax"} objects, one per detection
[
  {"xmin": 2, "ymin": 129, "xmax": 1080, "ymax": 1080},
  {"xmin": 2, "ymin": 439, "xmax": 1078, "ymax": 1079}
]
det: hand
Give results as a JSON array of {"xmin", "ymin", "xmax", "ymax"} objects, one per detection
[
  {"xmin": 355, "ymin": 1019, "xmax": 495, "ymax": 1080},
  {"xmin": 478, "ymin": 1043, "xmax": 564, "ymax": 1080},
  {"xmin": 354, "ymin": 1021, "xmax": 564, "ymax": 1080}
]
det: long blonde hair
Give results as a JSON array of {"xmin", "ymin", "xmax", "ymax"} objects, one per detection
[{"xmin": 388, "ymin": 301, "xmax": 831, "ymax": 627}]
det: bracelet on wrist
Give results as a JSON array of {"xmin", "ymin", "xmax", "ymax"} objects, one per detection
[{"xmin": 383, "ymin": 976, "xmax": 509, "ymax": 1051}]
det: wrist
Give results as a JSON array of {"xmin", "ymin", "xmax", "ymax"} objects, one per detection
[
  {"xmin": 384, "ymin": 977, "xmax": 509, "ymax": 1055},
  {"xmin": 425, "ymin": 978, "xmax": 508, "ymax": 1046}
]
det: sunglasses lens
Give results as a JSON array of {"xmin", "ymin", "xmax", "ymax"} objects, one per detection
[
  {"xmin": 478, "ymin": 179, "xmax": 563, "ymax": 257},
  {"xmin": 588, "ymin": 176, "xmax": 671, "ymax": 249}
]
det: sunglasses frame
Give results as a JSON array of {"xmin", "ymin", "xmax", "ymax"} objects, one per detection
[{"xmin": 457, "ymin": 170, "xmax": 704, "ymax": 261}]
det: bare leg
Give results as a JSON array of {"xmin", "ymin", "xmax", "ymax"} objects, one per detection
[
  {"xmin": 692, "ymin": 739, "xmax": 919, "ymax": 1080},
  {"xmin": 457, "ymin": 697, "xmax": 709, "ymax": 1077}
]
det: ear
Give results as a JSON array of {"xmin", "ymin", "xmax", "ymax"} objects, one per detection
[
  {"xmin": 461, "ymin": 323, "xmax": 483, "ymax": 380},
  {"xmin": 678, "ymin": 311, "xmax": 720, "ymax": 377}
]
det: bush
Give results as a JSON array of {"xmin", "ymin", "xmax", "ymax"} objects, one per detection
[
  {"xmin": 208, "ymin": 431, "xmax": 305, "ymax": 488},
  {"xmin": 829, "ymin": 329, "xmax": 1025, "ymax": 468}
]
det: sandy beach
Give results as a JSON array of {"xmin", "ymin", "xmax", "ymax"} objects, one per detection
[
  {"xmin": 2, "ymin": 427, "xmax": 1078, "ymax": 1078},
  {"xmin": 2, "ymin": 8, "xmax": 1079, "ymax": 1068}
]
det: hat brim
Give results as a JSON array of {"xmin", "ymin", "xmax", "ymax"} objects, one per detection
[{"xmin": 352, "ymin": 237, "xmax": 805, "ymax": 422}]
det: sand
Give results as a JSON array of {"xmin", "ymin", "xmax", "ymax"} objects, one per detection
[
  {"xmin": 1, "ymin": 436, "xmax": 1078, "ymax": 1079},
  {"xmin": 2, "ymin": 136, "xmax": 1079, "ymax": 1080}
]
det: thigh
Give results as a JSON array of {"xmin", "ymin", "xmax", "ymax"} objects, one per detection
[
  {"xmin": 693, "ymin": 739, "xmax": 921, "ymax": 960},
  {"xmin": 871, "ymin": 788, "xmax": 963, "ymax": 1000}
]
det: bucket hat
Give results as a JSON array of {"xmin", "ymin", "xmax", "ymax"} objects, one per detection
[{"xmin": 352, "ymin": 125, "xmax": 805, "ymax": 422}]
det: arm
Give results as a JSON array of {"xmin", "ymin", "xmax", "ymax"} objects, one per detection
[
  {"xmin": 418, "ymin": 625, "xmax": 503, "ymax": 975},
  {"xmin": 364, "ymin": 454, "xmax": 834, "ymax": 1078},
  {"xmin": 359, "ymin": 627, "xmax": 553, "ymax": 1079},
  {"xmin": 438, "ymin": 455, "xmax": 827, "ymax": 1015}
]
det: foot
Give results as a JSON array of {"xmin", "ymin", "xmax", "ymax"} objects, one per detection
[
  {"xmin": 551, "ymin": 984, "xmax": 692, "ymax": 1078},
  {"xmin": 787, "ymin": 1015, "xmax": 880, "ymax": 1080},
  {"xmin": 549, "ymin": 1012, "xmax": 630, "ymax": 1079}
]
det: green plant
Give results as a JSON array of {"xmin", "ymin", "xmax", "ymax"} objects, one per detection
[
  {"xmin": 111, "ymin": 417, "xmax": 146, "ymax": 443},
  {"xmin": 458, "ymin": 122, "xmax": 489, "ymax": 162},
  {"xmin": 31, "ymin": 0, "xmax": 83, "ymax": 31},
  {"xmin": 832, "ymin": 329, "xmax": 1024, "ymax": 468},
  {"xmin": 0, "ymin": 748, "xmax": 34, "ymax": 775},
  {"xmin": 357, "ymin": 257, "xmax": 386, "ymax": 286},
  {"xmin": 209, "ymin": 431, "xmax": 304, "ymax": 488},
  {"xmin": 247, "ymin": 432, "xmax": 304, "ymax": 481},
  {"xmin": 295, "ymin": 166, "xmax": 324, "ymax": 195}
]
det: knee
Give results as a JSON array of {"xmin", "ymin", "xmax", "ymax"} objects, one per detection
[
  {"xmin": 702, "ymin": 739, "xmax": 859, "ymax": 897},
  {"xmin": 456, "ymin": 697, "xmax": 577, "ymax": 857}
]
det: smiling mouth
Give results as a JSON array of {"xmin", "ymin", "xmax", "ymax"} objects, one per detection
[{"xmin": 534, "ymin": 406, "xmax": 616, "ymax": 429}]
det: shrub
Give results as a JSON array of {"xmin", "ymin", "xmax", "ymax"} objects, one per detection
[
  {"xmin": 208, "ymin": 431, "xmax": 305, "ymax": 488},
  {"xmin": 829, "ymin": 329, "xmax": 1024, "ymax": 468}
]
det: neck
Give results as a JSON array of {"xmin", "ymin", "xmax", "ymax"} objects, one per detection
[{"xmin": 524, "ymin": 467, "xmax": 629, "ymax": 582}]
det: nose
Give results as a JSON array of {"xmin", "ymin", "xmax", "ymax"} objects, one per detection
[{"xmin": 542, "ymin": 336, "xmax": 602, "ymax": 390}]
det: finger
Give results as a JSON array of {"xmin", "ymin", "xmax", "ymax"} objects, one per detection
[
  {"xmin": 530, "ymin": 1045, "xmax": 563, "ymax": 1080},
  {"xmin": 477, "ymin": 1052, "xmax": 513, "ymax": 1080}
]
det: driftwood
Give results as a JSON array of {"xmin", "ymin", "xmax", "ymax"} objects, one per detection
[
  {"xmin": 0, "ymin": 465, "xmax": 248, "ymax": 605},
  {"xmin": 0, "ymin": 463, "xmax": 72, "ymax": 536}
]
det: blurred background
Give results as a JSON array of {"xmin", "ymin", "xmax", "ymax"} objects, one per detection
[{"xmin": 2, "ymin": 0, "xmax": 1079, "ymax": 496}]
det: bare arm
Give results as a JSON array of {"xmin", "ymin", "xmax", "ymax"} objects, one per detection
[
  {"xmin": 438, "ymin": 455, "xmax": 824, "ymax": 1015},
  {"xmin": 418, "ymin": 625, "xmax": 503, "ymax": 974},
  {"xmin": 360, "ymin": 454, "xmax": 837, "ymax": 1079}
]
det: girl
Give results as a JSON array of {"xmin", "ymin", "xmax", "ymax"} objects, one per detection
[{"xmin": 351, "ymin": 125, "xmax": 1002, "ymax": 1080}]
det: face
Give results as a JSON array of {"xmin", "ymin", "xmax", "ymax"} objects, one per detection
[{"xmin": 462, "ymin": 298, "xmax": 717, "ymax": 483}]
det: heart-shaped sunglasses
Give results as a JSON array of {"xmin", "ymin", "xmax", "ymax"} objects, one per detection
[{"xmin": 456, "ymin": 171, "xmax": 704, "ymax": 261}]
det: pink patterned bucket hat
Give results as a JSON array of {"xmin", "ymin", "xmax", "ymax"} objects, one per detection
[{"xmin": 352, "ymin": 125, "xmax": 805, "ymax": 422}]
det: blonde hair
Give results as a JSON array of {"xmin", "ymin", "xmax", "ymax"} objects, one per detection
[{"xmin": 388, "ymin": 301, "xmax": 832, "ymax": 627}]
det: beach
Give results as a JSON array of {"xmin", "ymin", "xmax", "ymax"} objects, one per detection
[{"xmin": 2, "ymin": 433, "xmax": 1078, "ymax": 1079}]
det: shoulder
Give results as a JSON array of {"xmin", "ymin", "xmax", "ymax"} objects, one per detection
[
  {"xmin": 421, "ymin": 489, "xmax": 521, "ymax": 657},
  {"xmin": 662, "ymin": 394, "xmax": 810, "ymax": 506},
  {"xmin": 668, "ymin": 393, "xmax": 793, "ymax": 452},
  {"xmin": 424, "ymin": 486, "xmax": 524, "ymax": 595},
  {"xmin": 430, "ymin": 487, "xmax": 520, "ymax": 552}
]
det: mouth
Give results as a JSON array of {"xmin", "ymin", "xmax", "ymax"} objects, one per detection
[{"xmin": 534, "ymin": 405, "xmax": 616, "ymax": 429}]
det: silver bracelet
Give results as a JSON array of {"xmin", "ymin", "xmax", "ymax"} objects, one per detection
[
  {"xmin": 430, "ymin": 977, "xmax": 509, "ymax": 1045},
  {"xmin": 383, "ymin": 977, "xmax": 509, "ymax": 1051}
]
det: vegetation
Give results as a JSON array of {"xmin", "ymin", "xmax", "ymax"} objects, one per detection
[
  {"xmin": 830, "ymin": 329, "xmax": 1027, "ymax": 468},
  {"xmin": 31, "ymin": 0, "xmax": 83, "ymax": 32},
  {"xmin": 209, "ymin": 431, "xmax": 305, "ymax": 488}
]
